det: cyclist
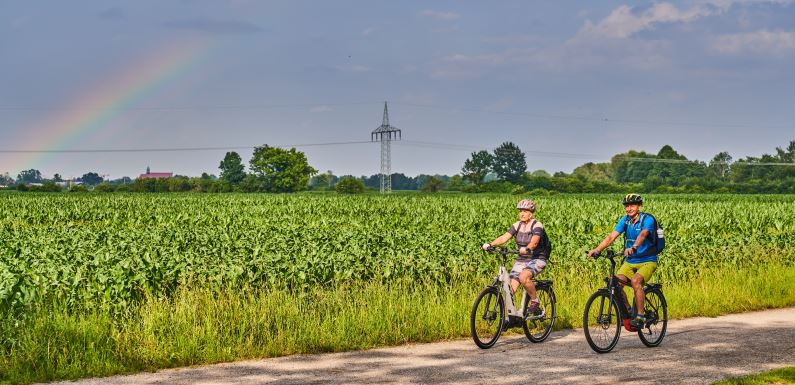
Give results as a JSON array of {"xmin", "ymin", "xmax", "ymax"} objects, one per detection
[
  {"xmin": 482, "ymin": 199, "xmax": 550, "ymax": 329},
  {"xmin": 587, "ymin": 193, "xmax": 657, "ymax": 330}
]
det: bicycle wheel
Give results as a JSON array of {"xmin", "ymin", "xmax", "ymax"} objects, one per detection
[
  {"xmin": 583, "ymin": 291, "xmax": 622, "ymax": 353},
  {"xmin": 470, "ymin": 286, "xmax": 504, "ymax": 349},
  {"xmin": 522, "ymin": 286, "xmax": 556, "ymax": 343},
  {"xmin": 637, "ymin": 288, "xmax": 668, "ymax": 347}
]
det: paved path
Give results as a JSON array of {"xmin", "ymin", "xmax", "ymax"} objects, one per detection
[{"xmin": 50, "ymin": 307, "xmax": 795, "ymax": 385}]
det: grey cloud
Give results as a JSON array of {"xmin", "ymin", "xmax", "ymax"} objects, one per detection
[
  {"xmin": 711, "ymin": 29, "xmax": 795, "ymax": 54},
  {"xmin": 577, "ymin": 3, "xmax": 718, "ymax": 40},
  {"xmin": 164, "ymin": 19, "xmax": 262, "ymax": 34}
]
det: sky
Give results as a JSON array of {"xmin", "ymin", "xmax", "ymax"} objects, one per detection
[{"xmin": 1, "ymin": 0, "xmax": 794, "ymax": 180}]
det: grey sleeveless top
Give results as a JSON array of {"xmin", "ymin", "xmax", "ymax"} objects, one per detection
[{"xmin": 507, "ymin": 219, "xmax": 548, "ymax": 261}]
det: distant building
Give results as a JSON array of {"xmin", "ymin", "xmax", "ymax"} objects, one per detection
[
  {"xmin": 138, "ymin": 172, "xmax": 173, "ymax": 179},
  {"xmin": 138, "ymin": 166, "xmax": 173, "ymax": 179}
]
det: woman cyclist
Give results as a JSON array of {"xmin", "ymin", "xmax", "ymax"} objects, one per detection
[{"xmin": 482, "ymin": 199, "xmax": 550, "ymax": 329}]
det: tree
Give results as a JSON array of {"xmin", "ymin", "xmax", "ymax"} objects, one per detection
[
  {"xmin": 461, "ymin": 150, "xmax": 493, "ymax": 185},
  {"xmin": 421, "ymin": 176, "xmax": 443, "ymax": 192},
  {"xmin": 17, "ymin": 169, "xmax": 43, "ymax": 184},
  {"xmin": 52, "ymin": 173, "xmax": 64, "ymax": 182},
  {"xmin": 219, "ymin": 151, "xmax": 246, "ymax": 185},
  {"xmin": 492, "ymin": 142, "xmax": 527, "ymax": 183},
  {"xmin": 776, "ymin": 140, "xmax": 795, "ymax": 163},
  {"xmin": 0, "ymin": 172, "xmax": 13, "ymax": 185},
  {"xmin": 311, "ymin": 170, "xmax": 336, "ymax": 190},
  {"xmin": 249, "ymin": 145, "xmax": 317, "ymax": 192},
  {"xmin": 335, "ymin": 176, "xmax": 366, "ymax": 194},
  {"xmin": 571, "ymin": 163, "xmax": 611, "ymax": 181},
  {"xmin": 709, "ymin": 151, "xmax": 733, "ymax": 179},
  {"xmin": 530, "ymin": 169, "xmax": 551, "ymax": 178},
  {"xmin": 80, "ymin": 172, "xmax": 104, "ymax": 186}
]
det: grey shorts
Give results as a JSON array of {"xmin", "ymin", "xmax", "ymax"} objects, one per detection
[{"xmin": 509, "ymin": 259, "xmax": 547, "ymax": 280}]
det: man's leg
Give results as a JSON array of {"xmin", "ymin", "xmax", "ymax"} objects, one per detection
[
  {"xmin": 631, "ymin": 273, "xmax": 645, "ymax": 316},
  {"xmin": 616, "ymin": 273, "xmax": 631, "ymax": 311}
]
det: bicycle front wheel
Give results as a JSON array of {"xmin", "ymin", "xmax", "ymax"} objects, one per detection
[
  {"xmin": 638, "ymin": 288, "xmax": 668, "ymax": 347},
  {"xmin": 583, "ymin": 290, "xmax": 622, "ymax": 353},
  {"xmin": 470, "ymin": 286, "xmax": 504, "ymax": 349},
  {"xmin": 522, "ymin": 286, "xmax": 556, "ymax": 343}
]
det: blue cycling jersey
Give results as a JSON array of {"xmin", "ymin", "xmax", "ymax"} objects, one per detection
[{"xmin": 614, "ymin": 213, "xmax": 657, "ymax": 263}]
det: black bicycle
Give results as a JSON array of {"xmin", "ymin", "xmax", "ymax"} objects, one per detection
[
  {"xmin": 583, "ymin": 250, "xmax": 668, "ymax": 353},
  {"xmin": 470, "ymin": 246, "xmax": 556, "ymax": 349}
]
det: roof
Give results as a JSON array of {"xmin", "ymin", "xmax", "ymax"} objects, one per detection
[{"xmin": 138, "ymin": 172, "xmax": 173, "ymax": 179}]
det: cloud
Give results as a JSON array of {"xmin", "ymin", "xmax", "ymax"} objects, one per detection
[
  {"xmin": 429, "ymin": 37, "xmax": 673, "ymax": 79},
  {"xmin": 362, "ymin": 27, "xmax": 378, "ymax": 36},
  {"xmin": 335, "ymin": 64, "xmax": 371, "ymax": 72},
  {"xmin": 711, "ymin": 29, "xmax": 795, "ymax": 54},
  {"xmin": 577, "ymin": 3, "xmax": 717, "ymax": 40},
  {"xmin": 164, "ymin": 19, "xmax": 261, "ymax": 34},
  {"xmin": 418, "ymin": 10, "xmax": 461, "ymax": 20},
  {"xmin": 99, "ymin": 7, "xmax": 125, "ymax": 20},
  {"xmin": 310, "ymin": 105, "xmax": 333, "ymax": 113}
]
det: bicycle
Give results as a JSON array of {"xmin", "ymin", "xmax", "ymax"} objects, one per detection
[
  {"xmin": 583, "ymin": 250, "xmax": 668, "ymax": 353},
  {"xmin": 470, "ymin": 246, "xmax": 556, "ymax": 349}
]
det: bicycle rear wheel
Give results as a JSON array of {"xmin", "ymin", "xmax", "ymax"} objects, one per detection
[
  {"xmin": 470, "ymin": 286, "xmax": 504, "ymax": 349},
  {"xmin": 638, "ymin": 288, "xmax": 668, "ymax": 347},
  {"xmin": 583, "ymin": 291, "xmax": 622, "ymax": 353},
  {"xmin": 522, "ymin": 286, "xmax": 556, "ymax": 343}
]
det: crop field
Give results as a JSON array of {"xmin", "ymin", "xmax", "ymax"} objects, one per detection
[{"xmin": 1, "ymin": 192, "xmax": 794, "ymax": 383}]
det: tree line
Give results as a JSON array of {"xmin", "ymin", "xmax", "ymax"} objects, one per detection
[{"xmin": 2, "ymin": 140, "xmax": 793, "ymax": 194}]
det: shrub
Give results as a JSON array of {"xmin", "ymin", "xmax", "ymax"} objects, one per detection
[{"xmin": 335, "ymin": 177, "xmax": 365, "ymax": 194}]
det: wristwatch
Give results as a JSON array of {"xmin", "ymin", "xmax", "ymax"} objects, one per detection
[{"xmin": 630, "ymin": 246, "xmax": 637, "ymax": 253}]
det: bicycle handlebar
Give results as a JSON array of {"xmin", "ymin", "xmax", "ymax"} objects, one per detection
[
  {"xmin": 484, "ymin": 245, "xmax": 521, "ymax": 255},
  {"xmin": 586, "ymin": 249, "xmax": 618, "ymax": 260}
]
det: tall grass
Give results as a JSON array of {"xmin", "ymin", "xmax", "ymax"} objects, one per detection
[{"xmin": 3, "ymin": 263, "xmax": 795, "ymax": 384}]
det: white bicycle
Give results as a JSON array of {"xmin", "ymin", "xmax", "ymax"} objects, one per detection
[{"xmin": 470, "ymin": 246, "xmax": 557, "ymax": 349}]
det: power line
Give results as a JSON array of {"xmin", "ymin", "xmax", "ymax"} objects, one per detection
[
  {"xmin": 2, "ymin": 139, "xmax": 792, "ymax": 167},
  {"xmin": 624, "ymin": 157, "xmax": 794, "ymax": 166},
  {"xmin": 3, "ymin": 99, "xmax": 792, "ymax": 131},
  {"xmin": 0, "ymin": 141, "xmax": 372, "ymax": 153},
  {"xmin": 0, "ymin": 101, "xmax": 377, "ymax": 112},
  {"xmin": 389, "ymin": 102, "xmax": 794, "ymax": 130}
]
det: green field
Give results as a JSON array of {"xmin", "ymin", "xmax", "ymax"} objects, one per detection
[{"xmin": 1, "ymin": 193, "xmax": 794, "ymax": 384}]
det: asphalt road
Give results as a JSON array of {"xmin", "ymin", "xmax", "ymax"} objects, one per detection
[{"xmin": 47, "ymin": 307, "xmax": 795, "ymax": 385}]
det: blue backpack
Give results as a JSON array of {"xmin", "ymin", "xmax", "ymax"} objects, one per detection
[{"xmin": 624, "ymin": 213, "xmax": 665, "ymax": 258}]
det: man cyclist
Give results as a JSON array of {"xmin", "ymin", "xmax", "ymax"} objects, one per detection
[
  {"xmin": 482, "ymin": 199, "xmax": 550, "ymax": 329},
  {"xmin": 587, "ymin": 193, "xmax": 657, "ymax": 330}
]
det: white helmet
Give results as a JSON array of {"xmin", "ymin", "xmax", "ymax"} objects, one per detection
[{"xmin": 516, "ymin": 199, "xmax": 536, "ymax": 212}]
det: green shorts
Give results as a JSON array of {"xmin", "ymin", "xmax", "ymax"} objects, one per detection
[{"xmin": 617, "ymin": 261, "xmax": 657, "ymax": 284}]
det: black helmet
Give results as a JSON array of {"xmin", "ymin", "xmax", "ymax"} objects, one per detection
[{"xmin": 622, "ymin": 193, "xmax": 643, "ymax": 205}]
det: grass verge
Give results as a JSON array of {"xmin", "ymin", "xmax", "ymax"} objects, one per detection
[
  {"xmin": 2, "ymin": 263, "xmax": 795, "ymax": 384},
  {"xmin": 713, "ymin": 367, "xmax": 795, "ymax": 384}
]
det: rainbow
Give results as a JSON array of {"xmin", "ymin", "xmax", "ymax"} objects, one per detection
[{"xmin": 13, "ymin": 37, "xmax": 213, "ymax": 173}]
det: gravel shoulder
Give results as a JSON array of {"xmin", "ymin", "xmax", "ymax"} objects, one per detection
[{"xmin": 48, "ymin": 307, "xmax": 795, "ymax": 385}]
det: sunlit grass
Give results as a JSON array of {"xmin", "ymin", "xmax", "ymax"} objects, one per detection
[
  {"xmin": 713, "ymin": 367, "xmax": 795, "ymax": 385},
  {"xmin": 3, "ymin": 263, "xmax": 795, "ymax": 385}
]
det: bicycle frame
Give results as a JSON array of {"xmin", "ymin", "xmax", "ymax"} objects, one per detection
[
  {"xmin": 488, "ymin": 247, "xmax": 528, "ymax": 319},
  {"xmin": 602, "ymin": 253, "xmax": 632, "ymax": 321}
]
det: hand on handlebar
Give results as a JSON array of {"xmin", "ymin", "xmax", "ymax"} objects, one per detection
[
  {"xmin": 482, "ymin": 243, "xmax": 493, "ymax": 251},
  {"xmin": 518, "ymin": 246, "xmax": 529, "ymax": 255},
  {"xmin": 586, "ymin": 249, "xmax": 600, "ymax": 259}
]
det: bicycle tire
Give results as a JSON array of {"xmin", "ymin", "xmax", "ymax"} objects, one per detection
[
  {"xmin": 637, "ymin": 287, "xmax": 668, "ymax": 347},
  {"xmin": 470, "ymin": 286, "xmax": 504, "ymax": 349},
  {"xmin": 583, "ymin": 290, "xmax": 622, "ymax": 353},
  {"xmin": 522, "ymin": 286, "xmax": 556, "ymax": 343}
]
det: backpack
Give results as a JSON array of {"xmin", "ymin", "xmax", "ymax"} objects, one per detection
[
  {"xmin": 623, "ymin": 213, "xmax": 665, "ymax": 258},
  {"xmin": 530, "ymin": 219, "xmax": 553, "ymax": 260}
]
